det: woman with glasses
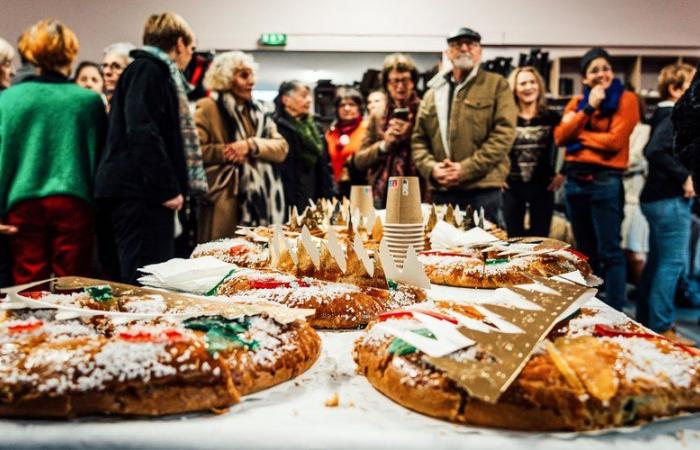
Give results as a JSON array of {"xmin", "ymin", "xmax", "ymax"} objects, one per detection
[
  {"xmin": 554, "ymin": 47, "xmax": 640, "ymax": 311},
  {"xmin": 353, "ymin": 53, "xmax": 422, "ymax": 208},
  {"xmin": 325, "ymin": 86, "xmax": 368, "ymax": 197},
  {"xmin": 102, "ymin": 42, "xmax": 134, "ymax": 104}
]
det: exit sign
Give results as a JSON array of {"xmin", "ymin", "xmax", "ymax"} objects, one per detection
[{"xmin": 259, "ymin": 33, "xmax": 287, "ymax": 47}]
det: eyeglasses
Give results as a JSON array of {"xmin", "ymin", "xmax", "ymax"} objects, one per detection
[
  {"xmin": 101, "ymin": 62, "xmax": 124, "ymax": 72},
  {"xmin": 587, "ymin": 65, "xmax": 612, "ymax": 75},
  {"xmin": 387, "ymin": 77, "xmax": 413, "ymax": 86},
  {"xmin": 448, "ymin": 39, "xmax": 480, "ymax": 50}
]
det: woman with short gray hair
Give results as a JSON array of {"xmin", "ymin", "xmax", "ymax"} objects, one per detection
[
  {"xmin": 102, "ymin": 42, "xmax": 135, "ymax": 101},
  {"xmin": 195, "ymin": 51, "xmax": 288, "ymax": 241}
]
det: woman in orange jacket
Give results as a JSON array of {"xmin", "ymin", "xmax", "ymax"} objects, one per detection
[
  {"xmin": 325, "ymin": 86, "xmax": 368, "ymax": 197},
  {"xmin": 554, "ymin": 47, "xmax": 640, "ymax": 311}
]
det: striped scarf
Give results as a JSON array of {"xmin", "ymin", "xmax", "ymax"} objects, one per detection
[{"xmin": 142, "ymin": 45, "xmax": 208, "ymax": 196}]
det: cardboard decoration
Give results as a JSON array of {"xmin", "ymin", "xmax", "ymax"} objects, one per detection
[
  {"xmin": 425, "ymin": 205, "xmax": 438, "ymax": 235},
  {"xmin": 1, "ymin": 277, "xmax": 314, "ymax": 324},
  {"xmin": 443, "ymin": 204, "xmax": 457, "ymax": 227},
  {"xmin": 325, "ymin": 227, "xmax": 347, "ymax": 273},
  {"xmin": 385, "ymin": 176, "xmax": 423, "ymax": 224},
  {"xmin": 300, "ymin": 225, "xmax": 321, "ymax": 268},
  {"xmin": 353, "ymin": 233, "xmax": 375, "ymax": 277},
  {"xmin": 422, "ymin": 275, "xmax": 596, "ymax": 403}
]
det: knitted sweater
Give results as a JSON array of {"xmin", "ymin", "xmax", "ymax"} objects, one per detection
[
  {"xmin": 554, "ymin": 90, "xmax": 639, "ymax": 171},
  {"xmin": 0, "ymin": 73, "xmax": 106, "ymax": 215}
]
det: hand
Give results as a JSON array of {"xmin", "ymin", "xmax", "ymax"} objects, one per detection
[
  {"xmin": 224, "ymin": 140, "xmax": 250, "ymax": 164},
  {"xmin": 162, "ymin": 194, "xmax": 184, "ymax": 211},
  {"xmin": 0, "ymin": 223, "xmax": 18, "ymax": 235},
  {"xmin": 562, "ymin": 111, "xmax": 576, "ymax": 123},
  {"xmin": 548, "ymin": 174, "xmax": 565, "ymax": 191},
  {"xmin": 683, "ymin": 176, "xmax": 696, "ymax": 198},
  {"xmin": 501, "ymin": 181, "xmax": 509, "ymax": 191},
  {"xmin": 384, "ymin": 118, "xmax": 410, "ymax": 148},
  {"xmin": 441, "ymin": 160, "xmax": 463, "ymax": 187},
  {"xmin": 588, "ymin": 85, "xmax": 606, "ymax": 109},
  {"xmin": 432, "ymin": 159, "xmax": 462, "ymax": 187}
]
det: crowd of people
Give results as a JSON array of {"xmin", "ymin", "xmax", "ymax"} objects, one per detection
[{"xmin": 0, "ymin": 12, "xmax": 699, "ymax": 343}]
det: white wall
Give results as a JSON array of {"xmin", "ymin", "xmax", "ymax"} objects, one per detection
[{"xmin": 1, "ymin": 0, "xmax": 699, "ymax": 61}]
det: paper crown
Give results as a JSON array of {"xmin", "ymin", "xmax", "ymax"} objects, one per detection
[
  {"xmin": 268, "ymin": 224, "xmax": 430, "ymax": 290},
  {"xmin": 376, "ymin": 274, "xmax": 596, "ymax": 403}
]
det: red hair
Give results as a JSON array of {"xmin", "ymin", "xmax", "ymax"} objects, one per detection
[{"xmin": 18, "ymin": 19, "xmax": 79, "ymax": 71}]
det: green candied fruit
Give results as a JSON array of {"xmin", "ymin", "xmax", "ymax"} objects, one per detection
[
  {"xmin": 205, "ymin": 268, "xmax": 237, "ymax": 296},
  {"xmin": 387, "ymin": 328, "xmax": 436, "ymax": 356},
  {"xmin": 184, "ymin": 315, "xmax": 259, "ymax": 354},
  {"xmin": 485, "ymin": 258, "xmax": 509, "ymax": 265},
  {"xmin": 84, "ymin": 285, "xmax": 113, "ymax": 302},
  {"xmin": 387, "ymin": 279, "xmax": 398, "ymax": 291}
]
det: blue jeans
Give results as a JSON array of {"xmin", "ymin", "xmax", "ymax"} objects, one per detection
[
  {"xmin": 638, "ymin": 197, "xmax": 692, "ymax": 332},
  {"xmin": 565, "ymin": 172, "xmax": 626, "ymax": 310}
]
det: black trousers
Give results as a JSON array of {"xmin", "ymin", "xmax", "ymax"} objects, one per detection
[
  {"xmin": 503, "ymin": 179, "xmax": 554, "ymax": 237},
  {"xmin": 98, "ymin": 198, "xmax": 174, "ymax": 284},
  {"xmin": 432, "ymin": 188, "xmax": 504, "ymax": 228}
]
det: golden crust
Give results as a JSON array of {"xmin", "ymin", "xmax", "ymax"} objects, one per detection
[
  {"xmin": 228, "ymin": 320, "xmax": 321, "ymax": 395},
  {"xmin": 353, "ymin": 322, "xmax": 700, "ymax": 431}
]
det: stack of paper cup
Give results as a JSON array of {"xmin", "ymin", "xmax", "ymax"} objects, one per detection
[
  {"xmin": 384, "ymin": 176, "xmax": 424, "ymax": 266},
  {"xmin": 349, "ymin": 185, "xmax": 374, "ymax": 217}
]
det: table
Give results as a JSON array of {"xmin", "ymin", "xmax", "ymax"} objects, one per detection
[{"xmin": 1, "ymin": 327, "xmax": 699, "ymax": 450}]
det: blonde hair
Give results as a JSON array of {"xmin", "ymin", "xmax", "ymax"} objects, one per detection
[
  {"xmin": 0, "ymin": 37, "xmax": 14, "ymax": 64},
  {"xmin": 508, "ymin": 66, "xmax": 548, "ymax": 114},
  {"xmin": 142, "ymin": 12, "xmax": 194, "ymax": 51},
  {"xmin": 18, "ymin": 19, "xmax": 79, "ymax": 71},
  {"xmin": 203, "ymin": 51, "xmax": 258, "ymax": 91},
  {"xmin": 658, "ymin": 62, "xmax": 696, "ymax": 100}
]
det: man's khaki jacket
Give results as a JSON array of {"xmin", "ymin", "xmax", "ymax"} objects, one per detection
[{"xmin": 411, "ymin": 68, "xmax": 517, "ymax": 191}]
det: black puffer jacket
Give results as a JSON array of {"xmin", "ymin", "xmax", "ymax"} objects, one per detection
[
  {"xmin": 672, "ymin": 64, "xmax": 700, "ymax": 189},
  {"xmin": 95, "ymin": 50, "xmax": 187, "ymax": 203}
]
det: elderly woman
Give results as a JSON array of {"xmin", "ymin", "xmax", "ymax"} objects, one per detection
[
  {"xmin": 195, "ymin": 51, "xmax": 288, "ymax": 241},
  {"xmin": 353, "ymin": 53, "xmax": 422, "ymax": 208},
  {"xmin": 102, "ymin": 42, "xmax": 134, "ymax": 103},
  {"xmin": 0, "ymin": 20, "xmax": 106, "ymax": 284},
  {"xmin": 274, "ymin": 80, "xmax": 335, "ymax": 215},
  {"xmin": 325, "ymin": 86, "xmax": 368, "ymax": 196},
  {"xmin": 0, "ymin": 37, "xmax": 15, "ymax": 91}
]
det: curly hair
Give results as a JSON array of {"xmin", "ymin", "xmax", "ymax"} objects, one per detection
[
  {"xmin": 18, "ymin": 19, "xmax": 79, "ymax": 71},
  {"xmin": 203, "ymin": 51, "xmax": 258, "ymax": 92},
  {"xmin": 380, "ymin": 53, "xmax": 418, "ymax": 91}
]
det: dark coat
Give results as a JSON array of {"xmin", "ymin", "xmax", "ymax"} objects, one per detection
[
  {"xmin": 95, "ymin": 50, "xmax": 187, "ymax": 203},
  {"xmin": 673, "ymin": 64, "xmax": 700, "ymax": 188},
  {"xmin": 273, "ymin": 111, "xmax": 336, "ymax": 215},
  {"xmin": 641, "ymin": 106, "xmax": 689, "ymax": 202}
]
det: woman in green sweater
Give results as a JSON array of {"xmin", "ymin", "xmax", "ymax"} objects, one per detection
[{"xmin": 0, "ymin": 19, "xmax": 106, "ymax": 284}]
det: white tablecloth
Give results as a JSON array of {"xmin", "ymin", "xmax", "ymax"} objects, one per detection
[{"xmin": 1, "ymin": 326, "xmax": 699, "ymax": 450}]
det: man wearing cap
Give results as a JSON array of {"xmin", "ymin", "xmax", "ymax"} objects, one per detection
[
  {"xmin": 554, "ymin": 47, "xmax": 639, "ymax": 311},
  {"xmin": 412, "ymin": 27, "xmax": 517, "ymax": 225}
]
